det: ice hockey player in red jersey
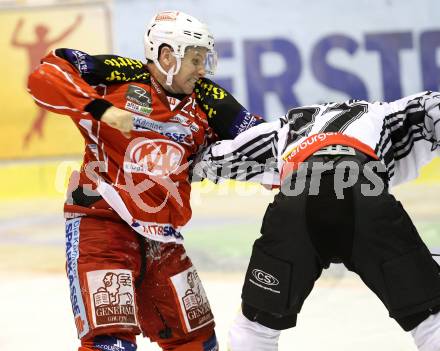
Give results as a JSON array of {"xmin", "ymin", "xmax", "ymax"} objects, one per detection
[{"xmin": 27, "ymin": 10, "xmax": 261, "ymax": 351}]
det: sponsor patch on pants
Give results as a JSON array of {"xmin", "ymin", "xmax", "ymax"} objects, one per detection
[
  {"xmin": 169, "ymin": 267, "xmax": 214, "ymax": 333},
  {"xmin": 86, "ymin": 269, "xmax": 138, "ymax": 328},
  {"xmin": 65, "ymin": 218, "xmax": 90, "ymax": 338}
]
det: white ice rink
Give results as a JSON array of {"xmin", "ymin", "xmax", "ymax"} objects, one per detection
[
  {"xmin": 2, "ymin": 183, "xmax": 438, "ymax": 350},
  {"xmin": 1, "ymin": 271, "xmax": 417, "ymax": 351}
]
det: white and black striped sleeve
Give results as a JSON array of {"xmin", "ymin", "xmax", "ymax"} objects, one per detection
[
  {"xmin": 378, "ymin": 91, "xmax": 440, "ymax": 186},
  {"xmin": 193, "ymin": 119, "xmax": 282, "ymax": 184}
]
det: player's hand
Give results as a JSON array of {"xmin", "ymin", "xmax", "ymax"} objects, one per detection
[{"xmin": 101, "ymin": 106, "xmax": 133, "ymax": 138}]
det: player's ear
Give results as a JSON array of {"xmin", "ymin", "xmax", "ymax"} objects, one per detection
[{"xmin": 159, "ymin": 45, "xmax": 175, "ymax": 69}]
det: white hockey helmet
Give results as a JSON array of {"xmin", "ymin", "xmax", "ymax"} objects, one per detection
[{"xmin": 144, "ymin": 11, "xmax": 217, "ymax": 85}]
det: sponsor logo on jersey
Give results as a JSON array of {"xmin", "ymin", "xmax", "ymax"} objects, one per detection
[
  {"xmin": 125, "ymin": 85, "xmax": 151, "ymax": 106},
  {"xmin": 125, "ymin": 101, "xmax": 152, "ymax": 116},
  {"xmin": 65, "ymin": 218, "xmax": 90, "ymax": 338},
  {"xmin": 103, "ymin": 57, "xmax": 144, "ymax": 69},
  {"xmin": 87, "ymin": 269, "xmax": 138, "ymax": 328},
  {"xmin": 232, "ymin": 110, "xmax": 262, "ymax": 136},
  {"xmin": 132, "ymin": 115, "xmax": 162, "ymax": 133},
  {"xmin": 251, "ymin": 269, "xmax": 280, "ymax": 286},
  {"xmin": 170, "ymin": 267, "xmax": 214, "ymax": 332},
  {"xmin": 124, "ymin": 139, "xmax": 185, "ymax": 177},
  {"xmin": 170, "ymin": 114, "xmax": 200, "ymax": 132},
  {"xmin": 132, "ymin": 116, "xmax": 195, "ymax": 146},
  {"xmin": 125, "ymin": 85, "xmax": 153, "ymax": 116},
  {"xmin": 161, "ymin": 130, "xmax": 194, "ymax": 145},
  {"xmin": 130, "ymin": 219, "xmax": 184, "ymax": 241},
  {"xmin": 282, "ymin": 132, "xmax": 337, "ymax": 161},
  {"xmin": 70, "ymin": 49, "xmax": 90, "ymax": 74},
  {"xmin": 280, "ymin": 132, "xmax": 378, "ymax": 182}
]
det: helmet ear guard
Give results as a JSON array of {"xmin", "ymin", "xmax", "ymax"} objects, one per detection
[{"xmin": 144, "ymin": 11, "xmax": 217, "ymax": 84}]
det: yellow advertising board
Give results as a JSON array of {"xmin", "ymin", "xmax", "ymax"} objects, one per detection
[{"xmin": 0, "ymin": 2, "xmax": 112, "ymax": 160}]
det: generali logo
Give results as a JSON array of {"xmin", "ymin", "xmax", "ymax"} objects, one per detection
[
  {"xmin": 251, "ymin": 269, "xmax": 279, "ymax": 286},
  {"xmin": 87, "ymin": 270, "xmax": 137, "ymax": 327},
  {"xmin": 126, "ymin": 139, "xmax": 184, "ymax": 177},
  {"xmin": 170, "ymin": 267, "xmax": 214, "ymax": 332},
  {"xmin": 181, "ymin": 270, "xmax": 213, "ymax": 329}
]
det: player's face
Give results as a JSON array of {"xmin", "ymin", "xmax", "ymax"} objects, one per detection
[{"xmin": 171, "ymin": 47, "xmax": 208, "ymax": 94}]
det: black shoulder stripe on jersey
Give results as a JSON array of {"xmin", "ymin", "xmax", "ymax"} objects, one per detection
[
  {"xmin": 389, "ymin": 124, "xmax": 424, "ymax": 160},
  {"xmin": 388, "ymin": 110, "xmax": 425, "ymax": 130},
  {"xmin": 202, "ymin": 129, "xmax": 278, "ymax": 182},
  {"xmin": 207, "ymin": 133, "xmax": 274, "ymax": 162},
  {"xmin": 209, "ymin": 140, "xmax": 274, "ymax": 170},
  {"xmin": 217, "ymin": 131, "xmax": 278, "ymax": 160},
  {"xmin": 224, "ymin": 163, "xmax": 267, "ymax": 181},
  {"xmin": 374, "ymin": 118, "xmax": 388, "ymax": 156},
  {"xmin": 243, "ymin": 168, "xmax": 267, "ymax": 181},
  {"xmin": 382, "ymin": 147, "xmax": 395, "ymax": 172},
  {"xmin": 388, "ymin": 168, "xmax": 395, "ymax": 180},
  {"xmin": 376, "ymin": 103, "xmax": 425, "ymax": 159},
  {"xmin": 377, "ymin": 124, "xmax": 422, "ymax": 169},
  {"xmin": 252, "ymin": 148, "xmax": 277, "ymax": 165},
  {"xmin": 394, "ymin": 133, "xmax": 424, "ymax": 160}
]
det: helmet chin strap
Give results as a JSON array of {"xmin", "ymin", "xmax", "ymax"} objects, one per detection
[
  {"xmin": 166, "ymin": 66, "xmax": 175, "ymax": 86},
  {"xmin": 153, "ymin": 53, "xmax": 182, "ymax": 87}
]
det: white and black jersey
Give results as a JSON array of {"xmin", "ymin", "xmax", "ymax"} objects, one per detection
[{"xmin": 195, "ymin": 91, "xmax": 440, "ymax": 187}]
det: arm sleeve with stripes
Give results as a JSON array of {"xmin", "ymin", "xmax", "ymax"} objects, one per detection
[
  {"xmin": 193, "ymin": 120, "xmax": 282, "ymax": 184},
  {"xmin": 386, "ymin": 91, "xmax": 440, "ymax": 186}
]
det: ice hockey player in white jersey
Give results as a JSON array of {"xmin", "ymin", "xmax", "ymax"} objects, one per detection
[{"xmin": 194, "ymin": 91, "xmax": 440, "ymax": 351}]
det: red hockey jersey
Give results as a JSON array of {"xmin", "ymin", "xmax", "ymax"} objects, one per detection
[{"xmin": 28, "ymin": 51, "xmax": 217, "ymax": 243}]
